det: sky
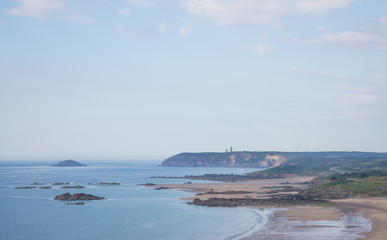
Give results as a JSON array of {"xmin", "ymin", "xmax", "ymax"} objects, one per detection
[{"xmin": 1, "ymin": 0, "xmax": 387, "ymax": 161}]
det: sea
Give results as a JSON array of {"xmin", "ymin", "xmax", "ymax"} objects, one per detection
[
  {"xmin": 0, "ymin": 160, "xmax": 373, "ymax": 240},
  {"xmin": 0, "ymin": 160, "xmax": 264, "ymax": 240}
]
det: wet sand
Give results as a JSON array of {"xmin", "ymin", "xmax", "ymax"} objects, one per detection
[
  {"xmin": 333, "ymin": 198, "xmax": 387, "ymax": 240},
  {"xmin": 154, "ymin": 176, "xmax": 314, "ymax": 200},
  {"xmin": 241, "ymin": 205, "xmax": 371, "ymax": 239},
  {"xmin": 150, "ymin": 177, "xmax": 387, "ymax": 239}
]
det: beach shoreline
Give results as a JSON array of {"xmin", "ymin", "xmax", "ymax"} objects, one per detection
[{"xmin": 149, "ymin": 177, "xmax": 387, "ymax": 239}]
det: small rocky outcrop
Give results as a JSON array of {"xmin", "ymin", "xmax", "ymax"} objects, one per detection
[
  {"xmin": 142, "ymin": 183, "xmax": 156, "ymax": 186},
  {"xmin": 96, "ymin": 182, "xmax": 120, "ymax": 185},
  {"xmin": 67, "ymin": 202, "xmax": 85, "ymax": 205},
  {"xmin": 15, "ymin": 186, "xmax": 36, "ymax": 189},
  {"xmin": 31, "ymin": 182, "xmax": 45, "ymax": 185},
  {"xmin": 53, "ymin": 182, "xmax": 69, "ymax": 185},
  {"xmin": 39, "ymin": 186, "xmax": 52, "ymax": 189},
  {"xmin": 54, "ymin": 193, "xmax": 105, "ymax": 201},
  {"xmin": 54, "ymin": 160, "xmax": 85, "ymax": 167},
  {"xmin": 62, "ymin": 185, "xmax": 85, "ymax": 189}
]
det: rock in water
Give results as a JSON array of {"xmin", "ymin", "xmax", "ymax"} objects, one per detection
[
  {"xmin": 54, "ymin": 193, "xmax": 105, "ymax": 201},
  {"xmin": 54, "ymin": 160, "xmax": 85, "ymax": 166}
]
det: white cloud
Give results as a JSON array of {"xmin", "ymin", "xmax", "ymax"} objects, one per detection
[
  {"xmin": 296, "ymin": 31, "xmax": 387, "ymax": 51},
  {"xmin": 292, "ymin": 67, "xmax": 348, "ymax": 80},
  {"xmin": 8, "ymin": 0, "xmax": 64, "ymax": 18},
  {"xmin": 127, "ymin": 0, "xmax": 157, "ymax": 7},
  {"xmin": 8, "ymin": 0, "xmax": 97, "ymax": 24},
  {"xmin": 119, "ymin": 8, "xmax": 130, "ymax": 16},
  {"xmin": 180, "ymin": 0, "xmax": 355, "ymax": 26},
  {"xmin": 315, "ymin": 25, "xmax": 329, "ymax": 33},
  {"xmin": 158, "ymin": 22, "xmax": 169, "ymax": 32},
  {"xmin": 353, "ymin": 94, "xmax": 378, "ymax": 102},
  {"xmin": 294, "ymin": 0, "xmax": 354, "ymax": 14},
  {"xmin": 369, "ymin": 74, "xmax": 387, "ymax": 86},
  {"xmin": 178, "ymin": 25, "xmax": 192, "ymax": 36},
  {"xmin": 295, "ymin": 16, "xmax": 387, "ymax": 51},
  {"xmin": 251, "ymin": 43, "xmax": 278, "ymax": 56}
]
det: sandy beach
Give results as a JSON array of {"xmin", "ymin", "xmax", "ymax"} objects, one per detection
[
  {"xmin": 150, "ymin": 177, "xmax": 387, "ymax": 239},
  {"xmin": 154, "ymin": 176, "xmax": 314, "ymax": 200},
  {"xmin": 333, "ymin": 198, "xmax": 387, "ymax": 240}
]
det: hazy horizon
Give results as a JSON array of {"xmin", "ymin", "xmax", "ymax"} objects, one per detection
[{"xmin": 1, "ymin": 0, "xmax": 387, "ymax": 161}]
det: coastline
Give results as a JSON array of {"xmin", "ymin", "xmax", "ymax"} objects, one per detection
[
  {"xmin": 149, "ymin": 177, "xmax": 386, "ymax": 239},
  {"xmin": 240, "ymin": 205, "xmax": 371, "ymax": 240},
  {"xmin": 333, "ymin": 198, "xmax": 387, "ymax": 240}
]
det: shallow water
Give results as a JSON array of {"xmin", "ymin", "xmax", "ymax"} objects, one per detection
[
  {"xmin": 0, "ymin": 161, "xmax": 265, "ymax": 240},
  {"xmin": 242, "ymin": 207, "xmax": 372, "ymax": 240}
]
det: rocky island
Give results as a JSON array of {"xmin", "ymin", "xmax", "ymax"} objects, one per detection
[
  {"xmin": 54, "ymin": 160, "xmax": 85, "ymax": 167},
  {"xmin": 54, "ymin": 193, "xmax": 105, "ymax": 201}
]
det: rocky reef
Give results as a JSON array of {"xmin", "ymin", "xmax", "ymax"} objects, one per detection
[
  {"xmin": 15, "ymin": 186, "xmax": 36, "ymax": 189},
  {"xmin": 300, "ymin": 186, "xmax": 351, "ymax": 199},
  {"xmin": 88, "ymin": 182, "xmax": 120, "ymax": 185},
  {"xmin": 62, "ymin": 185, "xmax": 85, "ymax": 189},
  {"xmin": 188, "ymin": 194, "xmax": 327, "ymax": 207},
  {"xmin": 54, "ymin": 193, "xmax": 105, "ymax": 201}
]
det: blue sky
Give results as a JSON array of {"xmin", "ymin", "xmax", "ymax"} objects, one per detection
[{"xmin": 1, "ymin": 0, "xmax": 387, "ymax": 160}]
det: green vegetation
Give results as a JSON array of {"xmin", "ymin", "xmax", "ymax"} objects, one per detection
[
  {"xmin": 249, "ymin": 156, "xmax": 387, "ymax": 178},
  {"xmin": 328, "ymin": 170, "xmax": 387, "ymax": 181},
  {"xmin": 319, "ymin": 177, "xmax": 387, "ymax": 197},
  {"xmin": 262, "ymin": 165, "xmax": 330, "ymax": 175},
  {"xmin": 340, "ymin": 159, "xmax": 387, "ymax": 172}
]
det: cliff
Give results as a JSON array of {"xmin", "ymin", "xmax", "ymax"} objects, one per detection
[
  {"xmin": 161, "ymin": 151, "xmax": 387, "ymax": 168},
  {"xmin": 162, "ymin": 152, "xmax": 289, "ymax": 168}
]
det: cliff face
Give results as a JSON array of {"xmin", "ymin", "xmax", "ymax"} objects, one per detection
[
  {"xmin": 161, "ymin": 152, "xmax": 288, "ymax": 168},
  {"xmin": 161, "ymin": 151, "xmax": 387, "ymax": 168}
]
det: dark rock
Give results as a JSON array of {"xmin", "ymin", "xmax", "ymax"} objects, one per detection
[
  {"xmin": 154, "ymin": 187, "xmax": 169, "ymax": 190},
  {"xmin": 54, "ymin": 160, "xmax": 85, "ymax": 167},
  {"xmin": 15, "ymin": 186, "xmax": 36, "ymax": 189},
  {"xmin": 142, "ymin": 183, "xmax": 156, "ymax": 186},
  {"xmin": 300, "ymin": 186, "xmax": 350, "ymax": 199},
  {"xmin": 97, "ymin": 182, "xmax": 120, "ymax": 185},
  {"xmin": 188, "ymin": 194, "xmax": 327, "ymax": 207},
  {"xmin": 62, "ymin": 185, "xmax": 85, "ymax": 189},
  {"xmin": 39, "ymin": 186, "xmax": 52, "ymax": 189},
  {"xmin": 54, "ymin": 193, "xmax": 105, "ymax": 201}
]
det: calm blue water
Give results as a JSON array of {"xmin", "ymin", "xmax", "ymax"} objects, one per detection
[{"xmin": 0, "ymin": 161, "xmax": 264, "ymax": 240}]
